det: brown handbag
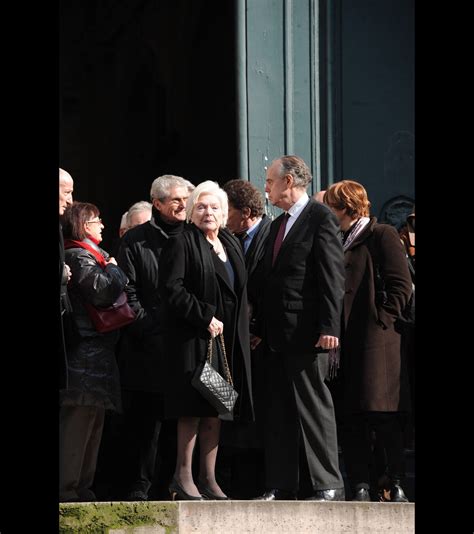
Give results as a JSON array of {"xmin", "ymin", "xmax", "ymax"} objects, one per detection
[
  {"xmin": 191, "ymin": 334, "xmax": 239, "ymax": 415},
  {"xmin": 84, "ymin": 292, "xmax": 136, "ymax": 333}
]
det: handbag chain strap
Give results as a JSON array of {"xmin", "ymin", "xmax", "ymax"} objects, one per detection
[{"xmin": 206, "ymin": 334, "xmax": 233, "ymax": 386}]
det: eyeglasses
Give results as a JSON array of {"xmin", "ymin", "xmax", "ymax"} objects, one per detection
[{"xmin": 86, "ymin": 218, "xmax": 102, "ymax": 225}]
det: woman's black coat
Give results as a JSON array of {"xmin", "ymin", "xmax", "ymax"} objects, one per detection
[
  {"xmin": 61, "ymin": 246, "xmax": 128, "ymax": 411},
  {"xmin": 158, "ymin": 225, "xmax": 253, "ymax": 420}
]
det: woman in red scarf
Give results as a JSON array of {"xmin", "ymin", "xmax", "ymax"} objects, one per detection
[{"xmin": 59, "ymin": 201, "xmax": 129, "ymax": 502}]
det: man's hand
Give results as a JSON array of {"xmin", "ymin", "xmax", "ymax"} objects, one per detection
[
  {"xmin": 63, "ymin": 263, "xmax": 72, "ymax": 283},
  {"xmin": 315, "ymin": 334, "xmax": 339, "ymax": 350}
]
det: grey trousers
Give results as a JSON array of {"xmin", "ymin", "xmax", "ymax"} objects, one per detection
[
  {"xmin": 262, "ymin": 350, "xmax": 344, "ymax": 493},
  {"xmin": 59, "ymin": 405, "xmax": 105, "ymax": 502}
]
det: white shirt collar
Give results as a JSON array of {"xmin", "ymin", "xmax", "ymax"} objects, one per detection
[{"xmin": 287, "ymin": 191, "xmax": 310, "ymax": 219}]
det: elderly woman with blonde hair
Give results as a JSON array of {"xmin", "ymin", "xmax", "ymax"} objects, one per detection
[{"xmin": 158, "ymin": 180, "xmax": 254, "ymax": 501}]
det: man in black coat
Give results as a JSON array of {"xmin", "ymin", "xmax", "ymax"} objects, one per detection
[
  {"xmin": 254, "ymin": 155, "xmax": 346, "ymax": 501},
  {"xmin": 59, "ymin": 168, "xmax": 74, "ymax": 389},
  {"xmin": 222, "ymin": 179, "xmax": 272, "ymax": 497},
  {"xmin": 109, "ymin": 175, "xmax": 194, "ymax": 501}
]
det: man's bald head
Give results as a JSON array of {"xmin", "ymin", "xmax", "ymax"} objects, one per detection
[
  {"xmin": 313, "ymin": 190, "xmax": 326, "ymax": 203},
  {"xmin": 59, "ymin": 168, "xmax": 74, "ymax": 215}
]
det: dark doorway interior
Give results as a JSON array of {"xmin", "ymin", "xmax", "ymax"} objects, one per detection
[{"xmin": 60, "ymin": 1, "xmax": 237, "ymax": 249}]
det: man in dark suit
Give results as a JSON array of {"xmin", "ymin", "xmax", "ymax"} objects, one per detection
[
  {"xmin": 223, "ymin": 179, "xmax": 272, "ymax": 323},
  {"xmin": 254, "ymin": 155, "xmax": 346, "ymax": 501},
  {"xmin": 222, "ymin": 179, "xmax": 272, "ymax": 497}
]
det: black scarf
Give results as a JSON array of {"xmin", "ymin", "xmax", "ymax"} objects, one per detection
[{"xmin": 150, "ymin": 206, "xmax": 185, "ymax": 238}]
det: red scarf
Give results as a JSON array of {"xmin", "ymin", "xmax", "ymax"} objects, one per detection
[{"xmin": 64, "ymin": 238, "xmax": 108, "ymax": 268}]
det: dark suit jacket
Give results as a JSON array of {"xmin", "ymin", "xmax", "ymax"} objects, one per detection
[
  {"xmin": 261, "ymin": 198, "xmax": 345, "ymax": 354},
  {"xmin": 244, "ymin": 214, "xmax": 272, "ymax": 329},
  {"xmin": 245, "ymin": 214, "xmax": 272, "ymax": 280}
]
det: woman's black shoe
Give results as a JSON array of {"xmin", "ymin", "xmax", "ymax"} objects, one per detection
[
  {"xmin": 378, "ymin": 476, "xmax": 409, "ymax": 503},
  {"xmin": 169, "ymin": 478, "xmax": 204, "ymax": 501},
  {"xmin": 197, "ymin": 483, "xmax": 229, "ymax": 500}
]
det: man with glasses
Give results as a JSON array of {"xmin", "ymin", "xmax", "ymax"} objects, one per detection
[{"xmin": 109, "ymin": 175, "xmax": 195, "ymax": 501}]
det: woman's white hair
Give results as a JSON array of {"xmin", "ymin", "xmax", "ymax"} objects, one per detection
[{"xmin": 186, "ymin": 180, "xmax": 228, "ymax": 227}]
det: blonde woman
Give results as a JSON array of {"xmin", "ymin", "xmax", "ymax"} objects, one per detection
[{"xmin": 159, "ymin": 180, "xmax": 253, "ymax": 500}]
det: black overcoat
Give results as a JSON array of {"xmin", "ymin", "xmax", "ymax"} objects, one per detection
[
  {"xmin": 116, "ymin": 213, "xmax": 184, "ymax": 392},
  {"xmin": 158, "ymin": 225, "xmax": 253, "ymax": 419}
]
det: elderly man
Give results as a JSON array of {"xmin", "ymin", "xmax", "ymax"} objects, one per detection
[
  {"xmin": 126, "ymin": 201, "xmax": 152, "ymax": 230},
  {"xmin": 59, "ymin": 168, "xmax": 74, "ymax": 387},
  {"xmin": 59, "ymin": 168, "xmax": 74, "ymax": 286},
  {"xmin": 114, "ymin": 175, "xmax": 194, "ymax": 501},
  {"xmin": 254, "ymin": 155, "xmax": 346, "ymax": 501}
]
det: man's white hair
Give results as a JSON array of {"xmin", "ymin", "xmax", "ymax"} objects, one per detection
[
  {"xmin": 150, "ymin": 175, "xmax": 195, "ymax": 201},
  {"xmin": 126, "ymin": 201, "xmax": 152, "ymax": 226}
]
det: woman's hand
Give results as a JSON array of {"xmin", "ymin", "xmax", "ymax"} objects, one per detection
[
  {"xmin": 250, "ymin": 334, "xmax": 262, "ymax": 350},
  {"xmin": 207, "ymin": 316, "xmax": 224, "ymax": 338}
]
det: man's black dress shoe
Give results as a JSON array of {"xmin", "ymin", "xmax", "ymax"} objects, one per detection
[
  {"xmin": 352, "ymin": 487, "xmax": 370, "ymax": 502},
  {"xmin": 253, "ymin": 489, "xmax": 297, "ymax": 501},
  {"xmin": 305, "ymin": 488, "xmax": 345, "ymax": 501},
  {"xmin": 126, "ymin": 489, "xmax": 148, "ymax": 501}
]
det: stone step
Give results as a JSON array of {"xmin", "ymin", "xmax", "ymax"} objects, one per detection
[{"xmin": 59, "ymin": 500, "xmax": 415, "ymax": 534}]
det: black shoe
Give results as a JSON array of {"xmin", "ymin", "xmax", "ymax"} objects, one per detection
[
  {"xmin": 305, "ymin": 488, "xmax": 345, "ymax": 501},
  {"xmin": 197, "ymin": 483, "xmax": 229, "ymax": 500},
  {"xmin": 379, "ymin": 483, "xmax": 408, "ymax": 503},
  {"xmin": 126, "ymin": 489, "xmax": 148, "ymax": 501},
  {"xmin": 253, "ymin": 489, "xmax": 297, "ymax": 501},
  {"xmin": 378, "ymin": 476, "xmax": 409, "ymax": 503},
  {"xmin": 352, "ymin": 488, "xmax": 371, "ymax": 502},
  {"xmin": 169, "ymin": 478, "xmax": 204, "ymax": 501},
  {"xmin": 76, "ymin": 489, "xmax": 97, "ymax": 502}
]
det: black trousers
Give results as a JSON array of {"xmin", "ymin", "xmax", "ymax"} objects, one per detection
[
  {"xmin": 262, "ymin": 349, "xmax": 343, "ymax": 493},
  {"xmin": 341, "ymin": 411, "xmax": 406, "ymax": 490},
  {"xmin": 120, "ymin": 389, "xmax": 164, "ymax": 495}
]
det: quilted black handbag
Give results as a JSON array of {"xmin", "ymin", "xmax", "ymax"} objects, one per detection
[{"xmin": 191, "ymin": 334, "xmax": 238, "ymax": 415}]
